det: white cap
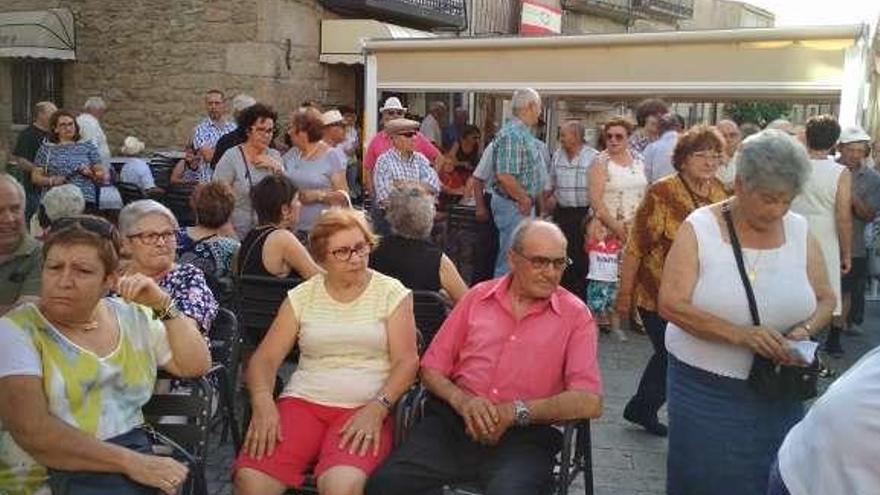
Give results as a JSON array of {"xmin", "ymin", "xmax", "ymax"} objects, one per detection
[
  {"xmin": 321, "ymin": 109, "xmax": 344, "ymax": 126},
  {"xmin": 839, "ymin": 126, "xmax": 871, "ymax": 144},
  {"xmin": 120, "ymin": 136, "xmax": 145, "ymax": 155},
  {"xmin": 379, "ymin": 97, "xmax": 407, "ymax": 113}
]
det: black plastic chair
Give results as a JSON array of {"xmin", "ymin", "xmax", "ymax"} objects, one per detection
[
  {"xmin": 116, "ymin": 181, "xmax": 147, "ymax": 205},
  {"xmin": 412, "ymin": 290, "xmax": 451, "ymax": 348},
  {"xmin": 403, "ymin": 385, "xmax": 594, "ymax": 495},
  {"xmin": 143, "ymin": 370, "xmax": 216, "ymax": 495},
  {"xmin": 162, "ymin": 185, "xmax": 196, "ymax": 226},
  {"xmin": 208, "ymin": 308, "xmax": 243, "ymax": 452},
  {"xmin": 235, "ymin": 274, "xmax": 303, "ymax": 347}
]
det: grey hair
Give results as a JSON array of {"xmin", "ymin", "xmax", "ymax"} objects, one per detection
[
  {"xmin": 386, "ymin": 185, "xmax": 436, "ymax": 240},
  {"xmin": 118, "ymin": 199, "xmax": 179, "ymax": 236},
  {"xmin": 560, "ymin": 120, "xmax": 586, "ymax": 142},
  {"xmin": 735, "ymin": 129, "xmax": 811, "ymax": 195},
  {"xmin": 429, "ymin": 101, "xmax": 446, "ymax": 113},
  {"xmin": 232, "ymin": 93, "xmax": 257, "ymax": 114},
  {"xmin": 35, "ymin": 101, "xmax": 57, "ymax": 118},
  {"xmin": 510, "ymin": 218, "xmax": 565, "ymax": 253},
  {"xmin": 0, "ymin": 173, "xmax": 26, "ymax": 204},
  {"xmin": 511, "ymin": 88, "xmax": 541, "ymax": 115},
  {"xmin": 83, "ymin": 96, "xmax": 106, "ymax": 112},
  {"xmin": 766, "ymin": 119, "xmax": 792, "ymax": 132}
]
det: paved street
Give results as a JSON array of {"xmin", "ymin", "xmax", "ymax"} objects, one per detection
[{"xmin": 205, "ymin": 302, "xmax": 880, "ymax": 495}]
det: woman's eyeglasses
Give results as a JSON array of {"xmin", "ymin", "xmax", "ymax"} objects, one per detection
[
  {"xmin": 128, "ymin": 231, "xmax": 177, "ymax": 246},
  {"xmin": 514, "ymin": 250, "xmax": 572, "ymax": 271},
  {"xmin": 329, "ymin": 242, "xmax": 371, "ymax": 262},
  {"xmin": 251, "ymin": 126, "xmax": 274, "ymax": 135},
  {"xmin": 605, "ymin": 133, "xmax": 626, "ymax": 142},
  {"xmin": 692, "ymin": 151, "xmax": 724, "ymax": 162}
]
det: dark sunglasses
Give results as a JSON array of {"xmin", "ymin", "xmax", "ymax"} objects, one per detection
[
  {"xmin": 385, "ymin": 110, "xmax": 405, "ymax": 116},
  {"xmin": 398, "ymin": 131, "xmax": 417, "ymax": 138},
  {"xmin": 605, "ymin": 133, "xmax": 626, "ymax": 141},
  {"xmin": 51, "ymin": 215, "xmax": 117, "ymax": 237}
]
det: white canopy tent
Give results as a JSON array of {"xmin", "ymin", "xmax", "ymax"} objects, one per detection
[{"xmin": 362, "ymin": 24, "xmax": 877, "ymax": 144}]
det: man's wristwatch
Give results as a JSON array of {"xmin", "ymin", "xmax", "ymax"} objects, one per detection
[
  {"xmin": 513, "ymin": 399, "xmax": 531, "ymax": 427},
  {"xmin": 374, "ymin": 393, "xmax": 393, "ymax": 410}
]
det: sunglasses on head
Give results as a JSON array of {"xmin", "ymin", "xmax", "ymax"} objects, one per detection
[{"xmin": 50, "ymin": 215, "xmax": 117, "ymax": 238}]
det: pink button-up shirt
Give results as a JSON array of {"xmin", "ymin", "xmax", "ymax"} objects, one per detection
[
  {"xmin": 422, "ymin": 276, "xmax": 602, "ymax": 403},
  {"xmin": 364, "ymin": 131, "xmax": 441, "ymax": 171}
]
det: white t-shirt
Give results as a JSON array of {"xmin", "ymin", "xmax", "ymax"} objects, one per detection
[
  {"xmin": 778, "ymin": 345, "xmax": 880, "ymax": 495},
  {"xmin": 76, "ymin": 113, "xmax": 110, "ymax": 162},
  {"xmin": 119, "ymin": 157, "xmax": 156, "ymax": 191},
  {"xmin": 420, "ymin": 114, "xmax": 442, "ymax": 145}
]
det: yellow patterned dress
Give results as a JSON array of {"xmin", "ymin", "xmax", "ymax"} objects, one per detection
[{"xmin": 0, "ymin": 298, "xmax": 171, "ymax": 495}]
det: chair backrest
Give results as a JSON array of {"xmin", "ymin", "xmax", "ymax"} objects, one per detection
[
  {"xmin": 447, "ymin": 205, "xmax": 477, "ymax": 233},
  {"xmin": 235, "ymin": 274, "xmax": 302, "ymax": 346},
  {"xmin": 162, "ymin": 185, "xmax": 196, "ymax": 226},
  {"xmin": 412, "ymin": 290, "xmax": 451, "ymax": 348},
  {"xmin": 116, "ymin": 181, "xmax": 147, "ymax": 205},
  {"xmin": 209, "ymin": 308, "xmax": 241, "ymax": 375},
  {"xmin": 143, "ymin": 372, "xmax": 214, "ymax": 461}
]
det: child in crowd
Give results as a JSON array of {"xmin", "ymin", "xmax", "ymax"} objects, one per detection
[{"xmin": 584, "ymin": 214, "xmax": 627, "ymax": 341}]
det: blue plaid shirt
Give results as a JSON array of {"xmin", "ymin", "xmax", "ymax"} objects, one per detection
[
  {"xmin": 192, "ymin": 117, "xmax": 236, "ymax": 149},
  {"xmin": 493, "ymin": 118, "xmax": 543, "ymax": 197},
  {"xmin": 374, "ymin": 148, "xmax": 440, "ymax": 204}
]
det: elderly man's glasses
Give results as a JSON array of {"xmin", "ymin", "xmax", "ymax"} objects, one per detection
[
  {"xmin": 514, "ymin": 250, "xmax": 572, "ymax": 271},
  {"xmin": 692, "ymin": 151, "xmax": 724, "ymax": 162},
  {"xmin": 398, "ymin": 131, "xmax": 417, "ymax": 138},
  {"xmin": 330, "ymin": 242, "xmax": 371, "ymax": 261},
  {"xmin": 129, "ymin": 231, "xmax": 176, "ymax": 245}
]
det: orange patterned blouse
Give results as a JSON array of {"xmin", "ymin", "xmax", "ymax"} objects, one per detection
[{"xmin": 625, "ymin": 173, "xmax": 730, "ymax": 311}]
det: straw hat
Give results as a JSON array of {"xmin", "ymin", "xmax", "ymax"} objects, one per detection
[
  {"xmin": 379, "ymin": 97, "xmax": 407, "ymax": 113},
  {"xmin": 384, "ymin": 118, "xmax": 420, "ymax": 136},
  {"xmin": 321, "ymin": 109, "xmax": 345, "ymax": 126}
]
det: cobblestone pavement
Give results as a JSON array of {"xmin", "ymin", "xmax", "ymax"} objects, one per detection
[{"xmin": 204, "ymin": 302, "xmax": 880, "ymax": 495}]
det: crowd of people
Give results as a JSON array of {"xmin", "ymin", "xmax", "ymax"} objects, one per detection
[{"xmin": 0, "ymin": 85, "xmax": 879, "ymax": 495}]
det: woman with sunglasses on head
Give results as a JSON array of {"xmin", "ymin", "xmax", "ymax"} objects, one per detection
[
  {"xmin": 283, "ymin": 107, "xmax": 350, "ymax": 242},
  {"xmin": 32, "ymin": 110, "xmax": 108, "ymax": 213},
  {"xmin": 234, "ymin": 207, "xmax": 419, "ymax": 495},
  {"xmin": 118, "ymin": 200, "xmax": 218, "ymax": 335},
  {"xmin": 236, "ymin": 175, "xmax": 322, "ymax": 282},
  {"xmin": 214, "ymin": 103, "xmax": 286, "ymax": 239},
  {"xmin": 0, "ymin": 215, "xmax": 210, "ymax": 495}
]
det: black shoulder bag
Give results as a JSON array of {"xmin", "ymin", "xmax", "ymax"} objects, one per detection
[{"xmin": 721, "ymin": 202, "xmax": 819, "ymax": 401}]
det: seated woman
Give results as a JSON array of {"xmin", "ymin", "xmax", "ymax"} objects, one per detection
[
  {"xmin": 119, "ymin": 200, "xmax": 219, "ymax": 334},
  {"xmin": 236, "ymin": 175, "xmax": 322, "ymax": 280},
  {"xmin": 233, "ymin": 208, "xmax": 419, "ymax": 495},
  {"xmin": 369, "ymin": 185, "xmax": 468, "ymax": 304},
  {"xmin": 177, "ymin": 182, "xmax": 240, "ymax": 284},
  {"xmin": 0, "ymin": 215, "xmax": 211, "ymax": 495},
  {"xmin": 171, "ymin": 143, "xmax": 212, "ymax": 186}
]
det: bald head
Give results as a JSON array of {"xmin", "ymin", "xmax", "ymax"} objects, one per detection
[
  {"xmin": 511, "ymin": 219, "xmax": 566, "ymax": 254},
  {"xmin": 34, "ymin": 101, "xmax": 58, "ymax": 128},
  {"xmin": 508, "ymin": 219, "xmax": 567, "ymax": 299}
]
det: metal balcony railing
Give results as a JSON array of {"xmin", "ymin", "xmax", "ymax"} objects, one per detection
[
  {"xmin": 634, "ymin": 0, "xmax": 695, "ymax": 20},
  {"xmin": 562, "ymin": 0, "xmax": 636, "ymax": 23},
  {"xmin": 319, "ymin": 0, "xmax": 467, "ymax": 31},
  {"xmin": 562, "ymin": 0, "xmax": 694, "ymax": 23}
]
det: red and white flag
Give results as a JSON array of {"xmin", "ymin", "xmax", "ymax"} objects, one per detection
[{"xmin": 520, "ymin": 0, "xmax": 562, "ymax": 36}]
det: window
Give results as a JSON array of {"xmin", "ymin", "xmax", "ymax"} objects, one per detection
[{"xmin": 11, "ymin": 60, "xmax": 64, "ymax": 125}]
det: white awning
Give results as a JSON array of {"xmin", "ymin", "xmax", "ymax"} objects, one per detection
[
  {"xmin": 0, "ymin": 8, "xmax": 76, "ymax": 60},
  {"xmin": 320, "ymin": 19, "xmax": 433, "ymax": 65}
]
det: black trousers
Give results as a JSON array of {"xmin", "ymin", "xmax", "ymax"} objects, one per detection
[
  {"xmin": 625, "ymin": 309, "xmax": 668, "ymax": 420},
  {"xmin": 842, "ymin": 256, "xmax": 868, "ymax": 325},
  {"xmin": 552, "ymin": 206, "xmax": 590, "ymax": 301},
  {"xmin": 472, "ymin": 193, "xmax": 500, "ymax": 284},
  {"xmin": 366, "ymin": 397, "xmax": 562, "ymax": 495}
]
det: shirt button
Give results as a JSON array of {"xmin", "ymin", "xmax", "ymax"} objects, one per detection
[
  {"xmin": 510, "ymin": 335, "xmax": 517, "ymax": 341},
  {"xmin": 492, "ymin": 388, "xmax": 499, "ymax": 395}
]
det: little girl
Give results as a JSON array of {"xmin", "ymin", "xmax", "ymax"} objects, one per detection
[{"xmin": 584, "ymin": 215, "xmax": 627, "ymax": 342}]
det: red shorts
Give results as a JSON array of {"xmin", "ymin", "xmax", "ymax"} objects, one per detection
[{"xmin": 234, "ymin": 397, "xmax": 394, "ymax": 488}]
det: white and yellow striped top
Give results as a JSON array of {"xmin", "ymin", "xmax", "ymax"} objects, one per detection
[{"xmin": 281, "ymin": 270, "xmax": 409, "ymax": 408}]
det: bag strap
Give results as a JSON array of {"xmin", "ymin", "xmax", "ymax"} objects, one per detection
[{"xmin": 721, "ymin": 202, "xmax": 761, "ymax": 326}]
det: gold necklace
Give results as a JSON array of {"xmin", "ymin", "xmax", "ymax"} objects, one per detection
[{"xmin": 744, "ymin": 250, "xmax": 765, "ymax": 282}]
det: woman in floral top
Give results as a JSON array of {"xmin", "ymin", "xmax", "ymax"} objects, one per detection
[
  {"xmin": 616, "ymin": 125, "xmax": 730, "ymax": 437},
  {"xmin": 119, "ymin": 200, "xmax": 218, "ymax": 334}
]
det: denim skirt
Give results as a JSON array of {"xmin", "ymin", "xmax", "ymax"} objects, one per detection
[{"xmin": 666, "ymin": 355, "xmax": 803, "ymax": 495}]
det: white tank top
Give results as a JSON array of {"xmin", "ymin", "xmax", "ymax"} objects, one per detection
[
  {"xmin": 602, "ymin": 157, "xmax": 648, "ymax": 224},
  {"xmin": 665, "ymin": 206, "xmax": 817, "ymax": 379}
]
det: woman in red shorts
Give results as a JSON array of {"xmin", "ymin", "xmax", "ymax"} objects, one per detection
[{"xmin": 233, "ymin": 208, "xmax": 420, "ymax": 495}]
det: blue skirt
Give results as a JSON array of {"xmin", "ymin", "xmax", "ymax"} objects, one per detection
[{"xmin": 666, "ymin": 355, "xmax": 803, "ymax": 495}]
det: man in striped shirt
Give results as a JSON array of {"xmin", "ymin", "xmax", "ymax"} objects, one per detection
[
  {"xmin": 192, "ymin": 89, "xmax": 236, "ymax": 163},
  {"xmin": 491, "ymin": 88, "xmax": 545, "ymax": 276}
]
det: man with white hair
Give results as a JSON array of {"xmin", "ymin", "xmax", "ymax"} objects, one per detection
[
  {"xmin": 420, "ymin": 100, "xmax": 446, "ymax": 147},
  {"xmin": 12, "ymin": 101, "xmax": 57, "ymax": 218},
  {"xmin": 0, "ymin": 175, "xmax": 41, "ymax": 314},
  {"xmin": 210, "ymin": 93, "xmax": 256, "ymax": 168},
  {"xmin": 77, "ymin": 96, "xmax": 111, "ymax": 162},
  {"xmin": 491, "ymin": 87, "xmax": 545, "ymax": 276},
  {"xmin": 716, "ymin": 119, "xmax": 742, "ymax": 190},
  {"xmin": 367, "ymin": 218, "xmax": 602, "ymax": 495},
  {"xmin": 193, "ymin": 89, "xmax": 236, "ymax": 164}
]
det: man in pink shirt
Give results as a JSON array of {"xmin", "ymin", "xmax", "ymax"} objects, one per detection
[
  {"xmin": 366, "ymin": 219, "xmax": 603, "ymax": 495},
  {"xmin": 364, "ymin": 97, "xmax": 441, "ymax": 196}
]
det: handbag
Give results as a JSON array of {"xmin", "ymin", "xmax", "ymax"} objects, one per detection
[{"xmin": 721, "ymin": 202, "xmax": 819, "ymax": 401}]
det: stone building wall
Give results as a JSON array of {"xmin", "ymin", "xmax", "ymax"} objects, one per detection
[{"xmin": 0, "ymin": 0, "xmax": 357, "ymax": 154}]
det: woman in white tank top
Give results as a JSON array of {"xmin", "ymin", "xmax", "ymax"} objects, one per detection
[{"xmin": 657, "ymin": 130, "xmax": 836, "ymax": 495}]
